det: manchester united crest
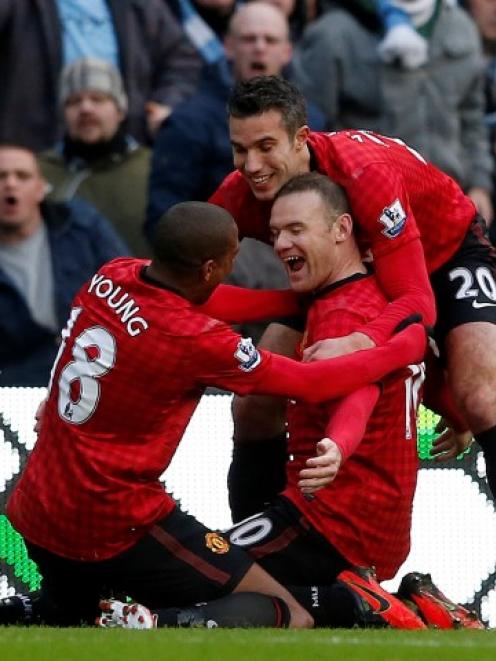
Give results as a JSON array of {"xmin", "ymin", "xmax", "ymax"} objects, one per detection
[{"xmin": 205, "ymin": 532, "xmax": 230, "ymax": 554}]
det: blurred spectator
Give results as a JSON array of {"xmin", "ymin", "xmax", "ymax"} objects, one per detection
[
  {"xmin": 0, "ymin": 145, "xmax": 129, "ymax": 387},
  {"xmin": 293, "ymin": 0, "xmax": 494, "ymax": 223},
  {"xmin": 0, "ymin": 0, "xmax": 202, "ymax": 150},
  {"xmin": 146, "ymin": 2, "xmax": 326, "ymax": 341},
  {"xmin": 39, "ymin": 59, "xmax": 151, "ymax": 257},
  {"xmin": 463, "ymin": 0, "xmax": 496, "ymax": 239}
]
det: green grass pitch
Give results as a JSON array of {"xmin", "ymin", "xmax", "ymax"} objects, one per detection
[{"xmin": 2, "ymin": 628, "xmax": 496, "ymax": 661}]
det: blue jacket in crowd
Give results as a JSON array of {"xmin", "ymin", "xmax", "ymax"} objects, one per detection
[{"xmin": 0, "ymin": 199, "xmax": 129, "ymax": 387}]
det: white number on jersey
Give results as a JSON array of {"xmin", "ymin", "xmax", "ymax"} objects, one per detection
[
  {"xmin": 229, "ymin": 515, "xmax": 274, "ymax": 547},
  {"xmin": 348, "ymin": 130, "xmax": 427, "ymax": 165},
  {"xmin": 449, "ymin": 266, "xmax": 496, "ymax": 304},
  {"xmin": 51, "ymin": 308, "xmax": 117, "ymax": 425}
]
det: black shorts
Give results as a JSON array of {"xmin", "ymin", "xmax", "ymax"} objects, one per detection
[
  {"xmin": 27, "ymin": 507, "xmax": 253, "ymax": 624},
  {"xmin": 226, "ymin": 497, "xmax": 350, "ymax": 586},
  {"xmin": 430, "ymin": 215, "xmax": 496, "ymax": 344}
]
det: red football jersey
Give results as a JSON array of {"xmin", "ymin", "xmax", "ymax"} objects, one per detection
[
  {"xmin": 6, "ymin": 258, "xmax": 299, "ymax": 561},
  {"xmin": 283, "ymin": 272, "xmax": 422, "ymax": 581},
  {"xmin": 210, "ymin": 129, "xmax": 476, "ymax": 342}
]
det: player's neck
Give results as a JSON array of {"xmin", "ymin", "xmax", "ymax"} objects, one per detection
[
  {"xmin": 318, "ymin": 257, "xmax": 368, "ymax": 292},
  {"xmin": 143, "ymin": 264, "xmax": 212, "ymax": 305},
  {"xmin": 142, "ymin": 264, "xmax": 188, "ymax": 299}
]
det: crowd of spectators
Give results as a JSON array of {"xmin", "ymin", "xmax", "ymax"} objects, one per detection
[{"xmin": 1, "ymin": 0, "xmax": 495, "ymax": 384}]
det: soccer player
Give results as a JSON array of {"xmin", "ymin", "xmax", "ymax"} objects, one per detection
[
  {"xmin": 0, "ymin": 201, "xmax": 424, "ymax": 628},
  {"xmin": 209, "ymin": 75, "xmax": 496, "ymax": 513},
  {"xmin": 226, "ymin": 173, "xmax": 483, "ymax": 630}
]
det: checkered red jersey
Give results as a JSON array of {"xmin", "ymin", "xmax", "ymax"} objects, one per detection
[
  {"xmin": 6, "ymin": 258, "xmax": 297, "ymax": 561},
  {"xmin": 283, "ymin": 272, "xmax": 421, "ymax": 581},
  {"xmin": 210, "ymin": 130, "xmax": 475, "ymax": 273}
]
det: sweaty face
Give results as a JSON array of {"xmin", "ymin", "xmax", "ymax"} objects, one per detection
[
  {"xmin": 65, "ymin": 91, "xmax": 124, "ymax": 143},
  {"xmin": 230, "ymin": 110, "xmax": 309, "ymax": 201},
  {"xmin": 0, "ymin": 148, "xmax": 45, "ymax": 233},
  {"xmin": 270, "ymin": 190, "xmax": 340, "ymax": 293},
  {"xmin": 227, "ymin": 6, "xmax": 292, "ymax": 80}
]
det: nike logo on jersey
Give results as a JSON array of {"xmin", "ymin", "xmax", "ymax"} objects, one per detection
[{"xmin": 472, "ymin": 300, "xmax": 496, "ymax": 309}]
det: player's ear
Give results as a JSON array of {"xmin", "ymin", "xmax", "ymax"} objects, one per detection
[
  {"xmin": 294, "ymin": 125, "xmax": 309, "ymax": 151},
  {"xmin": 200, "ymin": 259, "xmax": 215, "ymax": 283},
  {"xmin": 335, "ymin": 213, "xmax": 353, "ymax": 242}
]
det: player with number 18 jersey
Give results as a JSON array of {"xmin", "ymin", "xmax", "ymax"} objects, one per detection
[{"xmin": 7, "ymin": 257, "xmax": 424, "ymax": 562}]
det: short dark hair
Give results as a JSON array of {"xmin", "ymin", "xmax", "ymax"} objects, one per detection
[
  {"xmin": 228, "ymin": 76, "xmax": 307, "ymax": 138},
  {"xmin": 153, "ymin": 202, "xmax": 237, "ymax": 272},
  {"xmin": 275, "ymin": 172, "xmax": 350, "ymax": 225}
]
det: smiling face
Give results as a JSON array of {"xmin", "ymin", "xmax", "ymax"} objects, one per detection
[
  {"xmin": 225, "ymin": 3, "xmax": 292, "ymax": 81},
  {"xmin": 0, "ymin": 147, "xmax": 45, "ymax": 239},
  {"xmin": 65, "ymin": 90, "xmax": 124, "ymax": 143},
  {"xmin": 270, "ymin": 189, "xmax": 355, "ymax": 293},
  {"xmin": 230, "ymin": 109, "xmax": 309, "ymax": 201}
]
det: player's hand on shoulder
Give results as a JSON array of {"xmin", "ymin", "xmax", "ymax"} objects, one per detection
[
  {"xmin": 302, "ymin": 332, "xmax": 375, "ymax": 362},
  {"xmin": 430, "ymin": 418, "xmax": 473, "ymax": 461},
  {"xmin": 298, "ymin": 438, "xmax": 342, "ymax": 494}
]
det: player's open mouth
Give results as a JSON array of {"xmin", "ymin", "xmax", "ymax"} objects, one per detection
[{"xmin": 284, "ymin": 256, "xmax": 305, "ymax": 273}]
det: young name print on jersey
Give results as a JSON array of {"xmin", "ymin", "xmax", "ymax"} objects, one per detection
[
  {"xmin": 234, "ymin": 338, "xmax": 261, "ymax": 372},
  {"xmin": 87, "ymin": 273, "xmax": 149, "ymax": 337},
  {"xmin": 379, "ymin": 199, "xmax": 407, "ymax": 239}
]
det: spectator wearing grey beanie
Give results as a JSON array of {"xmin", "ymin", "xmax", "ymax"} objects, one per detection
[
  {"xmin": 0, "ymin": 0, "xmax": 201, "ymax": 150},
  {"xmin": 39, "ymin": 58, "xmax": 151, "ymax": 257}
]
